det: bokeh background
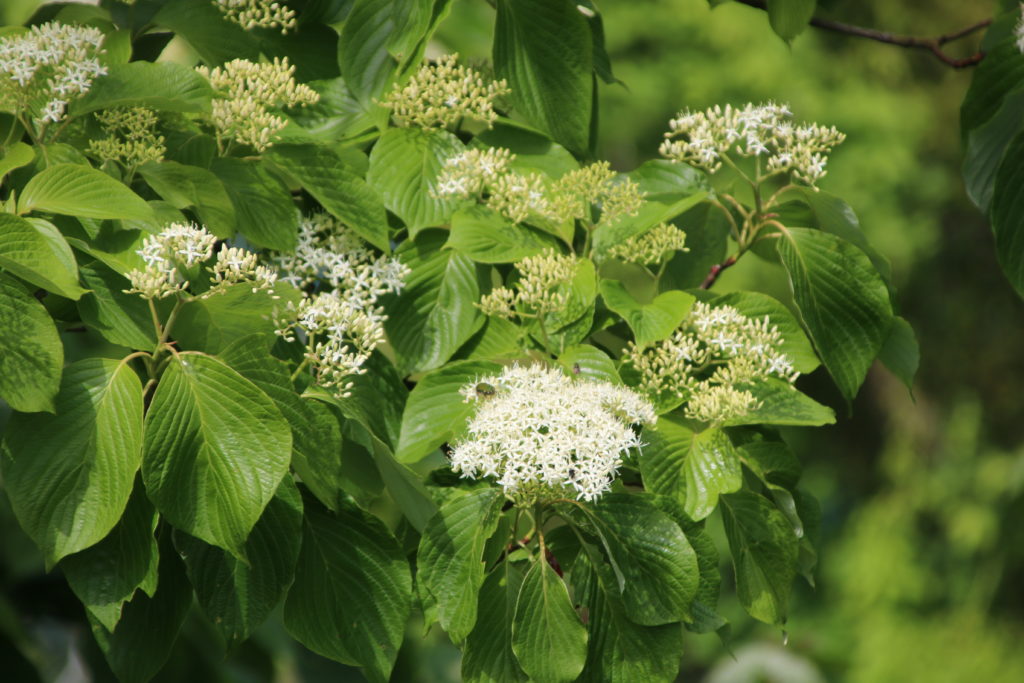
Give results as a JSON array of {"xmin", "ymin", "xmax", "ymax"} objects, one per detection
[{"xmin": 3, "ymin": 1, "xmax": 1024, "ymax": 681}]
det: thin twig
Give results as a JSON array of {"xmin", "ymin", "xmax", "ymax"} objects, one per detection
[
  {"xmin": 700, "ymin": 254, "xmax": 738, "ymax": 290},
  {"xmin": 733, "ymin": 0, "xmax": 991, "ymax": 68}
]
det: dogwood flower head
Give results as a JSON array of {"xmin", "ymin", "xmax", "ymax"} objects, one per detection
[
  {"xmin": 208, "ymin": 245, "xmax": 278, "ymax": 294},
  {"xmin": 487, "ymin": 171, "xmax": 554, "ymax": 224},
  {"xmin": 88, "ymin": 107, "xmax": 166, "ymax": 167},
  {"xmin": 606, "ymin": 222, "xmax": 688, "ymax": 265},
  {"xmin": 0, "ymin": 22, "xmax": 107, "ymax": 126},
  {"xmin": 434, "ymin": 147, "xmax": 515, "ymax": 198},
  {"xmin": 660, "ymin": 102, "xmax": 845, "ymax": 185},
  {"xmin": 625, "ymin": 301, "xmax": 798, "ymax": 422},
  {"xmin": 450, "ymin": 364, "xmax": 656, "ymax": 504},
  {"xmin": 382, "ymin": 54, "xmax": 510, "ymax": 129},
  {"xmin": 215, "ymin": 0, "xmax": 297, "ymax": 34},
  {"xmin": 125, "ymin": 223, "xmax": 218, "ymax": 299},
  {"xmin": 548, "ymin": 161, "xmax": 645, "ymax": 226},
  {"xmin": 197, "ymin": 57, "xmax": 318, "ymax": 152},
  {"xmin": 479, "ymin": 249, "xmax": 578, "ymax": 319}
]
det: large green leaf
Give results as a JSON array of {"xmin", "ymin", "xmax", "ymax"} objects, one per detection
[
  {"xmin": 712, "ymin": 290, "xmax": 820, "ymax": 374},
  {"xmin": 878, "ymin": 315, "xmax": 919, "ymax": 392},
  {"xmin": 175, "ymin": 476, "xmax": 303, "ymax": 647},
  {"xmin": 265, "ymin": 143, "xmax": 390, "ymax": 252},
  {"xmin": 284, "ymin": 493, "xmax": 412, "ymax": 683},
  {"xmin": 599, "ymin": 280, "xmax": 694, "ymax": 347},
  {"xmin": 153, "ymin": 0, "xmax": 259, "ymax": 65},
  {"xmin": 556, "ymin": 344, "xmax": 621, "ymax": 385},
  {"xmin": 317, "ymin": 350, "xmax": 408, "ymax": 450},
  {"xmin": 367, "ymin": 127, "xmax": 464, "ymax": 234},
  {"xmin": 19, "ymin": 164, "xmax": 153, "ymax": 221},
  {"xmin": 138, "ymin": 161, "xmax": 235, "ymax": 238},
  {"xmin": 0, "ymin": 214, "xmax": 85, "ymax": 299},
  {"xmin": 383, "ymin": 230, "xmax": 483, "ymax": 374},
  {"xmin": 0, "ymin": 141, "xmax": 33, "ymax": 182},
  {"xmin": 961, "ymin": 11, "xmax": 1024, "ymax": 137},
  {"xmin": 60, "ymin": 482, "xmax": 158, "ymax": 632},
  {"xmin": 77, "ymin": 262, "xmax": 156, "ymax": 350},
  {"xmin": 2, "ymin": 358, "xmax": 143, "ymax": 567},
  {"xmin": 494, "ymin": 0, "xmax": 594, "ymax": 156},
  {"xmin": 640, "ymin": 421, "xmax": 742, "ymax": 521},
  {"xmin": 724, "ymin": 379, "xmax": 835, "ymax": 427},
  {"xmin": 173, "ymin": 282, "xmax": 300, "ymax": 355},
  {"xmin": 396, "ymin": 359, "xmax": 502, "ymax": 464},
  {"xmin": 210, "ymin": 157, "xmax": 297, "ymax": 251},
  {"xmin": 418, "ymin": 489, "xmax": 505, "ymax": 643},
  {"xmin": 720, "ymin": 490, "xmax": 799, "ymax": 625},
  {"xmin": 627, "ymin": 159, "xmax": 709, "ymax": 199},
  {"xmin": 142, "ymin": 353, "xmax": 291, "ymax": 559},
  {"xmin": 766, "ymin": 0, "xmax": 816, "ymax": 42},
  {"xmin": 512, "ymin": 557, "xmax": 588, "ymax": 683},
  {"xmin": 448, "ymin": 205, "xmax": 562, "ymax": 263},
  {"xmin": 991, "ymin": 128, "xmax": 1024, "ymax": 297},
  {"xmin": 964, "ymin": 87, "xmax": 1024, "ymax": 212},
  {"xmin": 0, "ymin": 274, "xmax": 63, "ymax": 412},
  {"xmin": 777, "ymin": 228, "xmax": 892, "ymax": 401},
  {"xmin": 70, "ymin": 61, "xmax": 213, "ymax": 115},
  {"xmin": 462, "ymin": 564, "xmax": 528, "ymax": 683}
]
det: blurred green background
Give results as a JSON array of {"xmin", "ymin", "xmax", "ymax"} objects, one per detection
[{"xmin": 4, "ymin": 1, "xmax": 1024, "ymax": 681}]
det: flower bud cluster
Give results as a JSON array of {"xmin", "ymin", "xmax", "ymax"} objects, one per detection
[
  {"xmin": 270, "ymin": 213, "xmax": 409, "ymax": 397},
  {"xmin": 0, "ymin": 22, "xmax": 107, "ymax": 125},
  {"xmin": 382, "ymin": 54, "xmax": 510, "ymax": 129},
  {"xmin": 450, "ymin": 364, "xmax": 656, "ymax": 503},
  {"xmin": 625, "ymin": 301, "xmax": 798, "ymax": 423},
  {"xmin": 88, "ymin": 107, "xmax": 166, "ymax": 168},
  {"xmin": 197, "ymin": 57, "xmax": 318, "ymax": 152},
  {"xmin": 660, "ymin": 102, "xmax": 845, "ymax": 185},
  {"xmin": 215, "ymin": 0, "xmax": 297, "ymax": 34},
  {"xmin": 479, "ymin": 249, "xmax": 577, "ymax": 319},
  {"xmin": 210, "ymin": 246, "xmax": 278, "ymax": 293},
  {"xmin": 548, "ymin": 161, "xmax": 645, "ymax": 227},
  {"xmin": 606, "ymin": 222, "xmax": 688, "ymax": 265}
]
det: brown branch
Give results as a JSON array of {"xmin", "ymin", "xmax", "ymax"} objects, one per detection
[
  {"xmin": 700, "ymin": 254, "xmax": 738, "ymax": 290},
  {"xmin": 733, "ymin": 0, "xmax": 991, "ymax": 68}
]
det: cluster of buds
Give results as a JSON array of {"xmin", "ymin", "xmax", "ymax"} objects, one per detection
[
  {"xmin": 382, "ymin": 54, "xmax": 510, "ymax": 129},
  {"xmin": 606, "ymin": 222, "xmax": 688, "ymax": 266},
  {"xmin": 547, "ymin": 161, "xmax": 645, "ymax": 227},
  {"xmin": 660, "ymin": 102, "xmax": 845, "ymax": 185},
  {"xmin": 0, "ymin": 22, "xmax": 106, "ymax": 126},
  {"xmin": 88, "ymin": 107, "xmax": 166, "ymax": 168},
  {"xmin": 450, "ymin": 364, "xmax": 656, "ymax": 503},
  {"xmin": 215, "ymin": 0, "xmax": 297, "ymax": 34},
  {"xmin": 478, "ymin": 249, "xmax": 577, "ymax": 320},
  {"xmin": 197, "ymin": 57, "xmax": 319, "ymax": 153},
  {"xmin": 125, "ymin": 223, "xmax": 275, "ymax": 300},
  {"xmin": 625, "ymin": 301, "xmax": 798, "ymax": 423},
  {"xmin": 270, "ymin": 213, "xmax": 409, "ymax": 397}
]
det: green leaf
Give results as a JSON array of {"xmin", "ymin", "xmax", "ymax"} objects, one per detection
[
  {"xmin": 77, "ymin": 262, "xmax": 157, "ymax": 350},
  {"xmin": 60, "ymin": 482, "xmax": 158, "ymax": 632},
  {"xmin": 142, "ymin": 352, "xmax": 291, "ymax": 559},
  {"xmin": 964, "ymin": 88, "xmax": 1024, "ymax": 212},
  {"xmin": 599, "ymin": 280, "xmax": 694, "ymax": 347},
  {"xmin": 592, "ymin": 194, "xmax": 707, "ymax": 261},
  {"xmin": 396, "ymin": 360, "xmax": 502, "ymax": 464},
  {"xmin": 318, "ymin": 350, "xmax": 408, "ymax": 449},
  {"xmin": 70, "ymin": 61, "xmax": 213, "ymax": 115},
  {"xmin": 462, "ymin": 564, "xmax": 528, "ymax": 683},
  {"xmin": 383, "ymin": 230, "xmax": 483, "ymax": 374},
  {"xmin": 991, "ymin": 128, "xmax": 1024, "ymax": 297},
  {"xmin": 494, "ymin": 0, "xmax": 594, "ymax": 156},
  {"xmin": 176, "ymin": 476, "xmax": 303, "ymax": 647},
  {"xmin": 659, "ymin": 203, "xmax": 730, "ymax": 291},
  {"xmin": 640, "ymin": 421, "xmax": 742, "ymax": 521},
  {"xmin": 777, "ymin": 228, "xmax": 893, "ymax": 401},
  {"xmin": 284, "ymin": 493, "xmax": 412, "ymax": 683},
  {"xmin": 153, "ymin": 0, "xmax": 259, "ymax": 65},
  {"xmin": 137, "ymin": 161, "xmax": 235, "ymax": 238},
  {"xmin": 723, "ymin": 379, "xmax": 835, "ymax": 427},
  {"xmin": 2, "ymin": 358, "xmax": 143, "ymax": 567},
  {"xmin": 367, "ymin": 127, "xmax": 464, "ymax": 234},
  {"xmin": 418, "ymin": 489, "xmax": 505, "ymax": 643},
  {"xmin": 0, "ymin": 274, "xmax": 63, "ymax": 412},
  {"xmin": 448, "ymin": 205, "xmax": 563, "ymax": 263},
  {"xmin": 89, "ymin": 534, "xmax": 192, "ymax": 683},
  {"xmin": 512, "ymin": 557, "xmax": 588, "ymax": 683},
  {"xmin": 173, "ymin": 282, "xmax": 300, "ymax": 355},
  {"xmin": 878, "ymin": 316, "xmax": 919, "ymax": 392},
  {"xmin": 0, "ymin": 141, "xmax": 33, "ymax": 181},
  {"xmin": 712, "ymin": 291, "xmax": 820, "ymax": 374},
  {"xmin": 265, "ymin": 143, "xmax": 390, "ymax": 252},
  {"xmin": 454, "ymin": 315, "xmax": 522, "ymax": 362},
  {"xmin": 720, "ymin": 490, "xmax": 799, "ymax": 625},
  {"xmin": 961, "ymin": 12, "xmax": 1024, "ymax": 137},
  {"xmin": 766, "ymin": 0, "xmax": 816, "ymax": 41},
  {"xmin": 0, "ymin": 214, "xmax": 85, "ymax": 299},
  {"xmin": 738, "ymin": 441, "xmax": 805, "ymax": 538},
  {"xmin": 475, "ymin": 121, "xmax": 580, "ymax": 179},
  {"xmin": 20, "ymin": 164, "xmax": 154, "ymax": 221},
  {"xmin": 210, "ymin": 157, "xmax": 297, "ymax": 251},
  {"xmin": 627, "ymin": 159, "xmax": 709, "ymax": 200},
  {"xmin": 557, "ymin": 344, "xmax": 621, "ymax": 385}
]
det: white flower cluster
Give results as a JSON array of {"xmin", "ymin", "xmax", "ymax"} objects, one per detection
[
  {"xmin": 197, "ymin": 57, "xmax": 318, "ymax": 152},
  {"xmin": 215, "ymin": 0, "xmax": 297, "ymax": 34},
  {"xmin": 625, "ymin": 301, "xmax": 798, "ymax": 423},
  {"xmin": 0, "ymin": 22, "xmax": 106, "ymax": 125},
  {"xmin": 125, "ymin": 222, "xmax": 275, "ymax": 300},
  {"xmin": 1017, "ymin": 4, "xmax": 1024, "ymax": 53},
  {"xmin": 547, "ymin": 161, "xmax": 645, "ymax": 227},
  {"xmin": 606, "ymin": 222, "xmax": 688, "ymax": 266},
  {"xmin": 382, "ymin": 54, "xmax": 510, "ymax": 129},
  {"xmin": 450, "ymin": 364, "xmax": 656, "ymax": 503},
  {"xmin": 478, "ymin": 249, "xmax": 577, "ymax": 319},
  {"xmin": 270, "ymin": 214, "xmax": 409, "ymax": 397},
  {"xmin": 660, "ymin": 102, "xmax": 845, "ymax": 185},
  {"xmin": 88, "ymin": 107, "xmax": 166, "ymax": 168}
]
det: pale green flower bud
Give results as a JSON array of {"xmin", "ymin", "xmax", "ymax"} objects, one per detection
[
  {"xmin": 215, "ymin": 0, "xmax": 298, "ymax": 34},
  {"xmin": 607, "ymin": 222, "xmax": 688, "ymax": 266},
  {"xmin": 382, "ymin": 54, "xmax": 510, "ymax": 129},
  {"xmin": 89, "ymin": 107, "xmax": 166, "ymax": 168}
]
